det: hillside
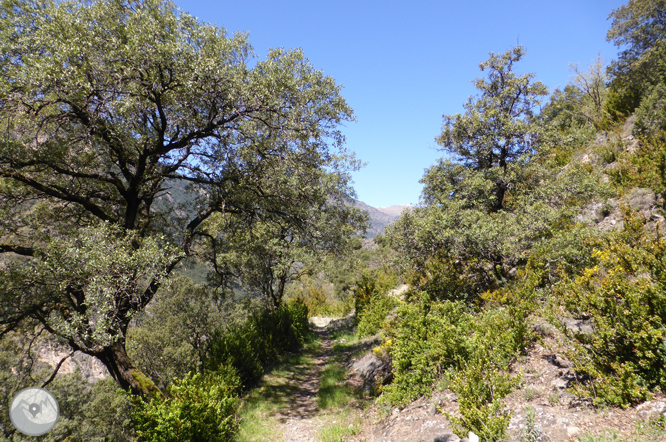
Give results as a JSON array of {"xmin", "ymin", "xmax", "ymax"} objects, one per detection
[{"xmin": 353, "ymin": 201, "xmax": 411, "ymax": 238}]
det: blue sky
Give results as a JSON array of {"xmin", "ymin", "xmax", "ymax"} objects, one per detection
[{"xmin": 182, "ymin": 0, "xmax": 626, "ymax": 208}]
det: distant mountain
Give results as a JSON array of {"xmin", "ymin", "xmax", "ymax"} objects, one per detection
[
  {"xmin": 376, "ymin": 205, "xmax": 412, "ymax": 218},
  {"xmin": 353, "ymin": 201, "xmax": 412, "ymax": 238}
]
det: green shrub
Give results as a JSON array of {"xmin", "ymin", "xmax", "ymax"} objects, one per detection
[
  {"xmin": 353, "ymin": 267, "xmax": 398, "ymax": 321},
  {"xmin": 132, "ymin": 365, "xmax": 241, "ymax": 442},
  {"xmin": 357, "ymin": 291, "xmax": 399, "ymax": 337},
  {"xmin": 634, "ymin": 84, "xmax": 666, "ymax": 137},
  {"xmin": 382, "ymin": 293, "xmax": 527, "ymax": 414},
  {"xmin": 381, "ymin": 294, "xmax": 470, "ymax": 405},
  {"xmin": 445, "ymin": 354, "xmax": 519, "ymax": 441},
  {"xmin": 205, "ymin": 299, "xmax": 309, "ymax": 386},
  {"xmin": 608, "ymin": 129, "xmax": 666, "ymax": 200},
  {"xmin": 556, "ymin": 208, "xmax": 666, "ymax": 407}
]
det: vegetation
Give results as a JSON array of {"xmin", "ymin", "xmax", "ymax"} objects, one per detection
[
  {"xmin": 2, "ymin": 0, "xmax": 666, "ymax": 440},
  {"xmin": 0, "ymin": 0, "xmax": 363, "ymax": 396}
]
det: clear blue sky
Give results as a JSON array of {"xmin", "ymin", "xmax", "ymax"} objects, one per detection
[{"xmin": 181, "ymin": 0, "xmax": 626, "ymax": 208}]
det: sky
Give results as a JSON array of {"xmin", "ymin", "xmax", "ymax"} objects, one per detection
[{"xmin": 181, "ymin": 0, "xmax": 626, "ymax": 208}]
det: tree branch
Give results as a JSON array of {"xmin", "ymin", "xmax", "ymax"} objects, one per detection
[{"xmin": 41, "ymin": 351, "xmax": 75, "ymax": 388}]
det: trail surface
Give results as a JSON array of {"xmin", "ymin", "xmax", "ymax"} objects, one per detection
[{"xmin": 238, "ymin": 316, "xmax": 363, "ymax": 442}]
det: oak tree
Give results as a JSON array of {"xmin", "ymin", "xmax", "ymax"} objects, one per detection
[{"xmin": 0, "ymin": 0, "xmax": 361, "ymax": 395}]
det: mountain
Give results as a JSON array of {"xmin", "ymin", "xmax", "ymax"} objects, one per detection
[{"xmin": 353, "ymin": 201, "xmax": 412, "ymax": 238}]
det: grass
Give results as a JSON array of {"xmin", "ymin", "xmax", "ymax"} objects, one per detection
[
  {"xmin": 577, "ymin": 417, "xmax": 666, "ymax": 442},
  {"xmin": 318, "ymin": 363, "xmax": 355, "ymax": 409},
  {"xmin": 235, "ymin": 351, "xmax": 317, "ymax": 442},
  {"xmin": 318, "ymin": 416, "xmax": 361, "ymax": 442},
  {"xmin": 235, "ymin": 393, "xmax": 284, "ymax": 442},
  {"xmin": 522, "ymin": 386, "xmax": 542, "ymax": 402},
  {"xmin": 237, "ymin": 320, "xmax": 370, "ymax": 441}
]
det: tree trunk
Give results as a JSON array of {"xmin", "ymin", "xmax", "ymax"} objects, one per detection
[{"xmin": 94, "ymin": 341, "xmax": 162, "ymax": 398}]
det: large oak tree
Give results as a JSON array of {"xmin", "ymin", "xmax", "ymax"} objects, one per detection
[{"xmin": 0, "ymin": 0, "xmax": 362, "ymax": 395}]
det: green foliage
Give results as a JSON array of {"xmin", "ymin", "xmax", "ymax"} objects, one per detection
[
  {"xmin": 205, "ymin": 300, "xmax": 310, "ymax": 387},
  {"xmin": 0, "ymin": 0, "xmax": 359, "ymax": 394},
  {"xmin": 577, "ymin": 416, "xmax": 666, "ymax": 442},
  {"xmin": 45, "ymin": 376, "xmax": 136, "ymax": 442},
  {"xmin": 353, "ymin": 267, "xmax": 398, "ymax": 321},
  {"xmin": 132, "ymin": 366, "xmax": 240, "ymax": 442},
  {"xmin": 382, "ymin": 294, "xmax": 527, "ymax": 414},
  {"xmin": 568, "ymin": 56, "xmax": 611, "ymax": 130},
  {"xmin": 388, "ymin": 161, "xmax": 606, "ymax": 300},
  {"xmin": 634, "ymin": 83, "xmax": 666, "ymax": 137},
  {"xmin": 356, "ymin": 290, "xmax": 399, "ymax": 337},
  {"xmin": 556, "ymin": 208, "xmax": 666, "ymax": 407},
  {"xmin": 317, "ymin": 363, "xmax": 355, "ymax": 409},
  {"xmin": 445, "ymin": 355, "xmax": 519, "ymax": 441},
  {"xmin": 609, "ymin": 133, "xmax": 666, "ymax": 201},
  {"xmin": 287, "ymin": 277, "xmax": 353, "ymax": 318},
  {"xmin": 607, "ymin": 0, "xmax": 666, "ymax": 69},
  {"xmin": 606, "ymin": 0, "xmax": 666, "ymax": 119},
  {"xmin": 522, "ymin": 406, "xmax": 541, "ymax": 442},
  {"xmin": 128, "ymin": 276, "xmax": 228, "ymax": 390}
]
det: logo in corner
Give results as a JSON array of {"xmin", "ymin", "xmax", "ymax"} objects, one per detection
[{"xmin": 9, "ymin": 387, "xmax": 59, "ymax": 436}]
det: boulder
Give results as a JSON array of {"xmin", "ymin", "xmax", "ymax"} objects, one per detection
[{"xmin": 349, "ymin": 352, "xmax": 392, "ymax": 395}]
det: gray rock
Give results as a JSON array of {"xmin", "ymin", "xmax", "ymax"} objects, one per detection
[
  {"xmin": 627, "ymin": 188, "xmax": 656, "ymax": 213},
  {"xmin": 563, "ymin": 317, "xmax": 593, "ymax": 335},
  {"xmin": 350, "ymin": 353, "xmax": 393, "ymax": 395}
]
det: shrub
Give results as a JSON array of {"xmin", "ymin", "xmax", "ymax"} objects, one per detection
[
  {"xmin": 205, "ymin": 299, "xmax": 309, "ymax": 386},
  {"xmin": 132, "ymin": 365, "xmax": 241, "ymax": 442},
  {"xmin": 556, "ymin": 208, "xmax": 666, "ymax": 407},
  {"xmin": 353, "ymin": 267, "xmax": 398, "ymax": 321},
  {"xmin": 357, "ymin": 291, "xmax": 399, "ymax": 337},
  {"xmin": 381, "ymin": 294, "xmax": 470, "ymax": 405},
  {"xmin": 382, "ymin": 293, "xmax": 527, "ymax": 415},
  {"xmin": 445, "ymin": 354, "xmax": 519, "ymax": 442}
]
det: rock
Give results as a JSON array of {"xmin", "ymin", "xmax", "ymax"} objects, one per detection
[
  {"xmin": 567, "ymin": 426, "xmax": 581, "ymax": 438},
  {"xmin": 468, "ymin": 431, "xmax": 480, "ymax": 442},
  {"xmin": 562, "ymin": 317, "xmax": 593, "ymax": 335},
  {"xmin": 627, "ymin": 188, "xmax": 656, "ymax": 213},
  {"xmin": 428, "ymin": 402, "xmax": 437, "ymax": 415},
  {"xmin": 551, "ymin": 378, "xmax": 569, "ymax": 390},
  {"xmin": 350, "ymin": 352, "xmax": 393, "ymax": 394}
]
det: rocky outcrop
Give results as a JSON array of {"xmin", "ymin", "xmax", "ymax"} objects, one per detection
[{"xmin": 349, "ymin": 352, "xmax": 393, "ymax": 395}]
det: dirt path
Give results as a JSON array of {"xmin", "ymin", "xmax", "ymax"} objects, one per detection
[
  {"xmin": 275, "ymin": 323, "xmax": 333, "ymax": 442},
  {"xmin": 238, "ymin": 316, "xmax": 361, "ymax": 442}
]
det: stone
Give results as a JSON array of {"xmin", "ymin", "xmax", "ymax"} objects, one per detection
[
  {"xmin": 562, "ymin": 317, "xmax": 593, "ymax": 335},
  {"xmin": 468, "ymin": 431, "xmax": 480, "ymax": 442},
  {"xmin": 567, "ymin": 426, "xmax": 581, "ymax": 437},
  {"xmin": 627, "ymin": 188, "xmax": 656, "ymax": 213},
  {"xmin": 350, "ymin": 353, "xmax": 393, "ymax": 394}
]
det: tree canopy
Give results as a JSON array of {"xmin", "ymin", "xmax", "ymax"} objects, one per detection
[
  {"xmin": 0, "ymin": 0, "xmax": 363, "ymax": 395},
  {"xmin": 436, "ymin": 46, "xmax": 547, "ymax": 212}
]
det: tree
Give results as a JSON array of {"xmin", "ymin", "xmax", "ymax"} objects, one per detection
[
  {"xmin": 569, "ymin": 55, "xmax": 609, "ymax": 129},
  {"xmin": 607, "ymin": 0, "xmax": 666, "ymax": 69},
  {"xmin": 0, "ymin": 0, "xmax": 361, "ymax": 396},
  {"xmin": 436, "ymin": 46, "xmax": 547, "ymax": 212},
  {"xmin": 606, "ymin": 0, "xmax": 666, "ymax": 115},
  {"xmin": 199, "ymin": 175, "xmax": 367, "ymax": 311},
  {"xmin": 386, "ymin": 48, "xmax": 606, "ymax": 299}
]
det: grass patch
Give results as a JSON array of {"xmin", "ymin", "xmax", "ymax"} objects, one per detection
[
  {"xmin": 577, "ymin": 417, "xmax": 666, "ymax": 442},
  {"xmin": 331, "ymin": 332, "xmax": 359, "ymax": 353},
  {"xmin": 235, "ymin": 391, "xmax": 284, "ymax": 442},
  {"xmin": 318, "ymin": 363, "xmax": 355, "ymax": 409},
  {"xmin": 236, "ymin": 350, "xmax": 317, "ymax": 441},
  {"xmin": 318, "ymin": 419, "xmax": 361, "ymax": 442}
]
